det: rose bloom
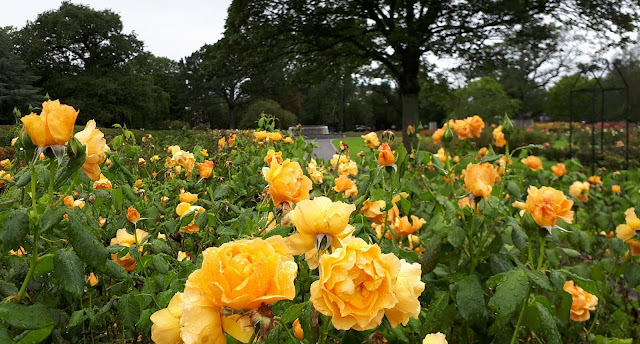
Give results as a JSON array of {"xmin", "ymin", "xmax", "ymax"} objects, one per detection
[
  {"xmin": 180, "ymin": 191, "xmax": 198, "ymax": 203},
  {"xmin": 493, "ymin": 125, "xmax": 506, "ymax": 147},
  {"xmin": 169, "ymin": 150, "xmax": 196, "ymax": 172},
  {"xmin": 464, "ymin": 162, "xmax": 498, "ymax": 199},
  {"xmin": 563, "ymin": 280, "xmax": 598, "ymax": 321},
  {"xmin": 378, "ymin": 143, "xmax": 396, "ymax": 166},
  {"xmin": 110, "ymin": 228, "xmax": 149, "ymax": 271},
  {"xmin": 264, "ymin": 149, "xmax": 283, "ymax": 164},
  {"xmin": 72, "ymin": 120, "xmax": 106, "ymax": 180},
  {"xmin": 262, "ymin": 159, "xmax": 312, "ymax": 205},
  {"xmin": 93, "ymin": 173, "xmax": 112, "ymax": 190},
  {"xmin": 310, "ymin": 237, "xmax": 424, "ymax": 330},
  {"xmin": 338, "ymin": 160, "xmax": 358, "ymax": 177},
  {"xmin": 151, "ymin": 292, "xmax": 184, "ymax": 344},
  {"xmin": 612, "ymin": 185, "xmax": 621, "ymax": 194},
  {"xmin": 423, "ymin": 333, "xmax": 448, "ymax": 344},
  {"xmin": 334, "ymin": 174, "xmax": 356, "ymax": 195},
  {"xmin": 431, "ymin": 127, "xmax": 445, "ymax": 145},
  {"xmin": 286, "ymin": 197, "xmax": 356, "ymax": 268},
  {"xmin": 21, "ymin": 99, "xmax": 79, "ymax": 146},
  {"xmin": 0, "ymin": 171, "xmax": 12, "ymax": 185},
  {"xmin": 496, "ymin": 156, "xmax": 511, "ymax": 175},
  {"xmin": 616, "ymin": 207, "xmax": 640, "ymax": 256},
  {"xmin": 569, "ymin": 181, "xmax": 590, "ymax": 202},
  {"xmin": 513, "ymin": 186, "xmax": 574, "ymax": 228},
  {"xmin": 176, "ymin": 202, "xmax": 206, "ymax": 233},
  {"xmin": 451, "ymin": 119, "xmax": 470, "ymax": 140},
  {"xmin": 86, "ymin": 272, "xmax": 98, "ymax": 287},
  {"xmin": 476, "ymin": 147, "xmax": 489, "ymax": 160},
  {"xmin": 330, "ymin": 154, "xmax": 349, "ymax": 169},
  {"xmin": 521, "ymin": 156, "xmax": 543, "ymax": 171},
  {"xmin": 551, "ymin": 163, "xmax": 567, "ymax": 177},
  {"xmin": 254, "ymin": 130, "xmax": 268, "ymax": 141},
  {"xmin": 361, "ymin": 132, "xmax": 380, "ymax": 148},
  {"xmin": 307, "ymin": 158, "xmax": 318, "ymax": 174},
  {"xmin": 218, "ymin": 137, "xmax": 226, "ymax": 149},
  {"xmin": 588, "ymin": 175, "xmax": 603, "ymax": 185},
  {"xmin": 284, "ymin": 137, "xmax": 293, "ymax": 144},
  {"xmin": 127, "ymin": 206, "xmax": 141, "ymax": 223},
  {"xmin": 198, "ymin": 160, "xmax": 213, "ymax": 179},
  {"xmin": 167, "ymin": 145, "xmax": 181, "ymax": 154},
  {"xmin": 391, "ymin": 215, "xmax": 426, "ymax": 237},
  {"xmin": 310, "ymin": 170, "xmax": 324, "ymax": 184},
  {"xmin": 63, "ymin": 195, "xmax": 85, "ymax": 209},
  {"xmin": 466, "ymin": 115, "xmax": 485, "ymax": 138},
  {"xmin": 360, "ymin": 199, "xmax": 386, "ymax": 224},
  {"xmin": 267, "ymin": 131, "xmax": 282, "ymax": 141}
]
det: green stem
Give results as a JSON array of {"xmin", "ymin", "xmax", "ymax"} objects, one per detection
[
  {"xmin": 318, "ymin": 315, "xmax": 331, "ymax": 344},
  {"xmin": 48, "ymin": 157, "xmax": 56, "ymax": 203},
  {"xmin": 510, "ymin": 293, "xmax": 529, "ymax": 344},
  {"xmin": 16, "ymin": 165, "xmax": 41, "ymax": 302},
  {"xmin": 537, "ymin": 236, "xmax": 546, "ymax": 271},
  {"xmin": 274, "ymin": 317, "xmax": 298, "ymax": 342}
]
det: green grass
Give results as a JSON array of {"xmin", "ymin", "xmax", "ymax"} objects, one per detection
[{"xmin": 331, "ymin": 138, "xmax": 366, "ymax": 159}]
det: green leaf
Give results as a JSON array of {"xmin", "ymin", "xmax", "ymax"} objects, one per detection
[
  {"xmin": 67, "ymin": 210, "xmax": 108, "ymax": 268},
  {"xmin": 456, "ymin": 275, "xmax": 486, "ymax": 322},
  {"xmin": 33, "ymin": 254, "xmax": 54, "ymax": 278},
  {"xmin": 280, "ymin": 301, "xmax": 310, "ymax": 324},
  {"xmin": 623, "ymin": 263, "xmax": 640, "ymax": 288},
  {"xmin": 214, "ymin": 185, "xmax": 231, "ymax": 200},
  {"xmin": 39, "ymin": 207, "xmax": 66, "ymax": 233},
  {"xmin": 510, "ymin": 223, "xmax": 528, "ymax": 250},
  {"xmin": 447, "ymin": 226, "xmax": 465, "ymax": 248},
  {"xmin": 480, "ymin": 154, "xmax": 503, "ymax": 163},
  {"xmin": 0, "ymin": 303, "xmax": 54, "ymax": 329},
  {"xmin": 421, "ymin": 291, "xmax": 449, "ymax": 336},
  {"xmin": 431, "ymin": 155, "xmax": 447, "ymax": 176},
  {"xmin": 118, "ymin": 294, "xmax": 140, "ymax": 328},
  {"xmin": 261, "ymin": 226, "xmax": 291, "ymax": 239},
  {"xmin": 488, "ymin": 268, "xmax": 530, "ymax": 326},
  {"xmin": 0, "ymin": 325, "xmax": 15, "ymax": 343},
  {"xmin": 53, "ymin": 250, "xmax": 85, "ymax": 298},
  {"xmin": 526, "ymin": 270, "xmax": 553, "ymax": 291},
  {"xmin": 67, "ymin": 310, "xmax": 86, "ymax": 328},
  {"xmin": 0, "ymin": 208, "xmax": 29, "ymax": 250},
  {"xmin": 17, "ymin": 325, "xmax": 53, "ymax": 344},
  {"xmin": 535, "ymin": 302, "xmax": 561, "ymax": 344}
]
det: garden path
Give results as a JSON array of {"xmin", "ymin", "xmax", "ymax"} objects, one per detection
[{"xmin": 311, "ymin": 138, "xmax": 336, "ymax": 161}]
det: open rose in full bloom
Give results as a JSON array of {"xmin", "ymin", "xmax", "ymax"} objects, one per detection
[
  {"xmin": 570, "ymin": 181, "xmax": 590, "ymax": 202},
  {"xmin": 551, "ymin": 163, "xmax": 567, "ymax": 177},
  {"xmin": 198, "ymin": 160, "xmax": 213, "ymax": 179},
  {"xmin": 74, "ymin": 120, "xmax": 106, "ymax": 180},
  {"xmin": 361, "ymin": 132, "xmax": 380, "ymax": 148},
  {"xmin": 262, "ymin": 159, "xmax": 312, "ymax": 205},
  {"xmin": 423, "ymin": 333, "xmax": 448, "ymax": 344},
  {"xmin": 21, "ymin": 99, "xmax": 79, "ymax": 147},
  {"xmin": 464, "ymin": 162, "xmax": 498, "ymax": 199},
  {"xmin": 310, "ymin": 237, "xmax": 424, "ymax": 331},
  {"xmin": 563, "ymin": 280, "xmax": 598, "ymax": 321},
  {"xmin": 616, "ymin": 207, "xmax": 640, "ymax": 256},
  {"xmin": 521, "ymin": 156, "xmax": 543, "ymax": 171},
  {"xmin": 513, "ymin": 186, "xmax": 574, "ymax": 229}
]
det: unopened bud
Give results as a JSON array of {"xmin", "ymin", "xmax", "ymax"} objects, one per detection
[
  {"xmin": 67, "ymin": 137, "xmax": 86, "ymax": 158},
  {"xmin": 442, "ymin": 124, "xmax": 454, "ymax": 143},
  {"xmin": 502, "ymin": 114, "xmax": 514, "ymax": 135}
]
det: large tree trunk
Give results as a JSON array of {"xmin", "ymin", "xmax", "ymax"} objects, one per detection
[{"xmin": 399, "ymin": 56, "xmax": 421, "ymax": 150}]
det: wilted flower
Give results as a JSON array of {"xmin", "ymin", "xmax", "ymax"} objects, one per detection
[{"xmin": 177, "ymin": 251, "xmax": 192, "ymax": 262}]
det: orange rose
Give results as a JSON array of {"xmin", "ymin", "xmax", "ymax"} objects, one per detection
[
  {"xmin": 218, "ymin": 137, "xmax": 226, "ymax": 149},
  {"xmin": 110, "ymin": 228, "xmax": 149, "ymax": 271},
  {"xmin": 616, "ymin": 208, "xmax": 640, "ymax": 256},
  {"xmin": 493, "ymin": 125, "xmax": 506, "ymax": 147},
  {"xmin": 198, "ymin": 160, "xmax": 213, "ymax": 179},
  {"xmin": 588, "ymin": 176, "xmax": 602, "ymax": 185},
  {"xmin": 268, "ymin": 131, "xmax": 283, "ymax": 141},
  {"xmin": 187, "ymin": 236, "xmax": 297, "ymax": 310},
  {"xmin": 228, "ymin": 134, "xmax": 237, "ymax": 147},
  {"xmin": 563, "ymin": 280, "xmax": 598, "ymax": 321},
  {"xmin": 360, "ymin": 199, "xmax": 386, "ymax": 224},
  {"xmin": 330, "ymin": 154, "xmax": 349, "ymax": 169},
  {"xmin": 569, "ymin": 181, "xmax": 590, "ymax": 202},
  {"xmin": 464, "ymin": 162, "xmax": 498, "ymax": 199},
  {"xmin": 20, "ymin": 99, "xmax": 79, "ymax": 146},
  {"xmin": 264, "ymin": 149, "xmax": 283, "ymax": 164},
  {"xmin": 612, "ymin": 185, "xmax": 621, "ymax": 194},
  {"xmin": 466, "ymin": 115, "xmax": 485, "ymax": 138},
  {"xmin": 361, "ymin": 132, "xmax": 380, "ymax": 148},
  {"xmin": 391, "ymin": 215, "xmax": 426, "ymax": 236},
  {"xmin": 452, "ymin": 119, "xmax": 470, "ymax": 140},
  {"xmin": 293, "ymin": 318, "xmax": 304, "ymax": 340},
  {"xmin": 378, "ymin": 143, "xmax": 396, "ymax": 166},
  {"xmin": 310, "ymin": 237, "xmax": 424, "ymax": 330},
  {"xmin": 262, "ymin": 159, "xmax": 312, "ymax": 205},
  {"xmin": 93, "ymin": 173, "xmax": 112, "ymax": 190},
  {"xmin": 127, "ymin": 206, "xmax": 141, "ymax": 224},
  {"xmin": 63, "ymin": 195, "xmax": 85, "ymax": 209},
  {"xmin": 521, "ymin": 156, "xmax": 543, "ymax": 171},
  {"xmin": 179, "ymin": 191, "xmax": 198, "ymax": 203},
  {"xmin": 74, "ymin": 120, "xmax": 106, "ymax": 181},
  {"xmin": 286, "ymin": 197, "xmax": 355, "ymax": 268},
  {"xmin": 476, "ymin": 147, "xmax": 489, "ymax": 160},
  {"xmin": 333, "ymin": 174, "xmax": 357, "ymax": 199},
  {"xmin": 338, "ymin": 160, "xmax": 358, "ymax": 177},
  {"xmin": 513, "ymin": 186, "xmax": 574, "ymax": 228},
  {"xmin": 254, "ymin": 131, "xmax": 268, "ymax": 141},
  {"xmin": 432, "ymin": 127, "xmax": 445, "ymax": 145},
  {"xmin": 551, "ymin": 163, "xmax": 567, "ymax": 177},
  {"xmin": 423, "ymin": 333, "xmax": 448, "ymax": 344}
]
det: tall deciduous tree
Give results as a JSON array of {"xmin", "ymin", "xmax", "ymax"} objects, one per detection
[{"xmin": 231, "ymin": 0, "xmax": 639, "ymax": 147}]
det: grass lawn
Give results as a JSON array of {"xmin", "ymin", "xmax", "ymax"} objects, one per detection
[{"xmin": 331, "ymin": 138, "xmax": 366, "ymax": 159}]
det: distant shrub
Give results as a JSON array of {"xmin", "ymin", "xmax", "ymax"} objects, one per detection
[{"xmin": 238, "ymin": 99, "xmax": 298, "ymax": 129}]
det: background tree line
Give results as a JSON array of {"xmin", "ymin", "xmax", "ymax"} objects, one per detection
[{"xmin": 1, "ymin": 1, "xmax": 639, "ymax": 131}]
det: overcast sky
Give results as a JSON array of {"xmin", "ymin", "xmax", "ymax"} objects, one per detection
[{"xmin": 1, "ymin": 0, "xmax": 233, "ymax": 61}]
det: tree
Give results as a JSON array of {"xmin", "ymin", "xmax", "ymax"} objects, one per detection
[
  {"xmin": 129, "ymin": 54, "xmax": 187, "ymax": 118},
  {"xmin": 231, "ymin": 0, "xmax": 639, "ymax": 148},
  {"xmin": 544, "ymin": 75, "xmax": 595, "ymax": 121},
  {"xmin": 447, "ymin": 77, "xmax": 520, "ymax": 120},
  {"xmin": 0, "ymin": 28, "xmax": 41, "ymax": 122}
]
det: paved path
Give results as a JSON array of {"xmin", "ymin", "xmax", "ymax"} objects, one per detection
[{"xmin": 311, "ymin": 138, "xmax": 337, "ymax": 161}]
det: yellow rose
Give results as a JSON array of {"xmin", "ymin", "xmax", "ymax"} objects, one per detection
[
  {"xmin": 151, "ymin": 292, "xmax": 184, "ymax": 344},
  {"xmin": 310, "ymin": 170, "xmax": 324, "ymax": 184},
  {"xmin": 169, "ymin": 150, "xmax": 195, "ymax": 172},
  {"xmin": 187, "ymin": 236, "xmax": 297, "ymax": 310},
  {"xmin": 198, "ymin": 160, "xmax": 213, "ymax": 179},
  {"xmin": 333, "ymin": 174, "xmax": 357, "ymax": 198},
  {"xmin": 338, "ymin": 160, "xmax": 358, "ymax": 177},
  {"xmin": 563, "ymin": 280, "xmax": 598, "ymax": 322},
  {"xmin": 254, "ymin": 130, "xmax": 268, "ymax": 141},
  {"xmin": 493, "ymin": 125, "xmax": 506, "ymax": 147},
  {"xmin": 93, "ymin": 173, "xmax": 112, "ymax": 190},
  {"xmin": 264, "ymin": 149, "xmax": 283, "ymax": 164},
  {"xmin": 218, "ymin": 137, "xmax": 226, "ymax": 149},
  {"xmin": 423, "ymin": 332, "xmax": 448, "ymax": 344},
  {"xmin": 167, "ymin": 145, "xmax": 181, "ymax": 154},
  {"xmin": 569, "ymin": 181, "xmax": 590, "ymax": 202},
  {"xmin": 330, "ymin": 154, "xmax": 349, "ymax": 169},
  {"xmin": 513, "ymin": 186, "xmax": 574, "ymax": 228},
  {"xmin": 521, "ymin": 156, "xmax": 543, "ymax": 171},
  {"xmin": 293, "ymin": 318, "xmax": 304, "ymax": 340},
  {"xmin": 361, "ymin": 132, "xmax": 380, "ymax": 148},
  {"xmin": 378, "ymin": 143, "xmax": 396, "ymax": 167},
  {"xmin": 390, "ymin": 215, "xmax": 426, "ymax": 237},
  {"xmin": 612, "ymin": 185, "xmax": 621, "ymax": 194},
  {"xmin": 432, "ymin": 127, "xmax": 444, "ymax": 145},
  {"xmin": 360, "ymin": 199, "xmax": 386, "ymax": 224},
  {"xmin": 464, "ymin": 163, "xmax": 498, "ymax": 199},
  {"xmin": 179, "ymin": 191, "xmax": 198, "ymax": 203},
  {"xmin": 86, "ymin": 272, "xmax": 98, "ymax": 287},
  {"xmin": 73, "ymin": 120, "xmax": 106, "ymax": 180},
  {"xmin": 616, "ymin": 208, "xmax": 640, "ymax": 256},
  {"xmin": 268, "ymin": 131, "xmax": 283, "ymax": 141},
  {"xmin": 110, "ymin": 228, "xmax": 149, "ymax": 271},
  {"xmin": 262, "ymin": 159, "xmax": 312, "ymax": 205},
  {"xmin": 20, "ymin": 99, "xmax": 79, "ymax": 146},
  {"xmin": 310, "ymin": 237, "xmax": 424, "ymax": 330},
  {"xmin": 286, "ymin": 197, "xmax": 355, "ymax": 268},
  {"xmin": 176, "ymin": 202, "xmax": 206, "ymax": 233},
  {"xmin": 588, "ymin": 175, "xmax": 603, "ymax": 185},
  {"xmin": 551, "ymin": 163, "xmax": 567, "ymax": 177}
]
